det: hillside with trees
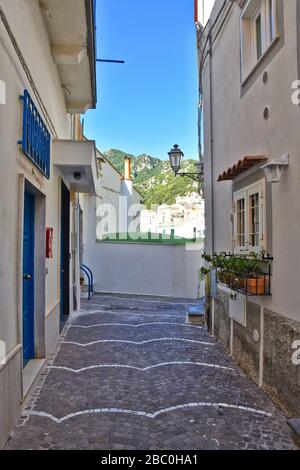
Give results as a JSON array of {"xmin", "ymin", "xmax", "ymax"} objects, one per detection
[{"xmin": 104, "ymin": 149, "xmax": 201, "ymax": 208}]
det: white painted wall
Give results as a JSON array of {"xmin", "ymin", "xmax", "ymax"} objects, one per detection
[
  {"xmin": 202, "ymin": 0, "xmax": 300, "ymax": 322},
  {"xmin": 81, "ymin": 163, "xmax": 203, "ymax": 299},
  {"xmin": 0, "ymin": 0, "xmax": 74, "ymax": 354},
  {"xmin": 84, "ymin": 241, "xmax": 203, "ymax": 299},
  {"xmin": 0, "ymin": 0, "xmax": 95, "ymax": 447}
]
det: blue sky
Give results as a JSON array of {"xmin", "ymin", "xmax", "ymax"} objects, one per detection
[{"xmin": 84, "ymin": 0, "xmax": 198, "ymax": 160}]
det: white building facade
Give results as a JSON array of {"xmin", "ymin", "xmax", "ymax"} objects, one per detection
[
  {"xmin": 80, "ymin": 155, "xmax": 203, "ymax": 300},
  {"xmin": 81, "ymin": 153, "xmax": 144, "ymax": 245},
  {"xmin": 140, "ymin": 195, "xmax": 205, "ymax": 240},
  {"xmin": 0, "ymin": 0, "xmax": 97, "ymax": 447}
]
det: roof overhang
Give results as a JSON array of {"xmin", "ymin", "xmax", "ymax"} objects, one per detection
[
  {"xmin": 218, "ymin": 156, "xmax": 267, "ymax": 182},
  {"xmin": 40, "ymin": 0, "xmax": 97, "ymax": 113},
  {"xmin": 53, "ymin": 140, "xmax": 98, "ymax": 193}
]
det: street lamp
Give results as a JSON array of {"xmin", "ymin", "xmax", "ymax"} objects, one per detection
[
  {"xmin": 168, "ymin": 144, "xmax": 204, "ymax": 182},
  {"xmin": 168, "ymin": 144, "xmax": 184, "ymax": 174}
]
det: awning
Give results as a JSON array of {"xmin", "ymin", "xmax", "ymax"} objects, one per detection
[
  {"xmin": 53, "ymin": 140, "xmax": 98, "ymax": 193},
  {"xmin": 217, "ymin": 156, "xmax": 267, "ymax": 182},
  {"xmin": 41, "ymin": 0, "xmax": 97, "ymax": 113}
]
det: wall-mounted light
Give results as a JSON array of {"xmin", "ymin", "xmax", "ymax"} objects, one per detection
[
  {"xmin": 261, "ymin": 154, "xmax": 289, "ymax": 183},
  {"xmin": 168, "ymin": 144, "xmax": 204, "ymax": 183},
  {"xmin": 168, "ymin": 144, "xmax": 184, "ymax": 174},
  {"xmin": 73, "ymin": 172, "xmax": 81, "ymax": 181}
]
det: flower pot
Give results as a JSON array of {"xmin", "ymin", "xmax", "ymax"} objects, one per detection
[
  {"xmin": 232, "ymin": 276, "xmax": 244, "ymax": 291},
  {"xmin": 245, "ymin": 276, "xmax": 266, "ymax": 295}
]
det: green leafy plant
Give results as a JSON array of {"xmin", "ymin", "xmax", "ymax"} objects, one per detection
[
  {"xmin": 201, "ymin": 251, "xmax": 265, "ymax": 281},
  {"xmin": 201, "ymin": 250, "xmax": 271, "ymax": 295}
]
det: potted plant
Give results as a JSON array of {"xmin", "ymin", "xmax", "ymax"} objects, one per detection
[
  {"xmin": 201, "ymin": 252, "xmax": 233, "ymax": 286},
  {"xmin": 201, "ymin": 250, "xmax": 268, "ymax": 295},
  {"xmin": 242, "ymin": 252, "xmax": 266, "ymax": 295}
]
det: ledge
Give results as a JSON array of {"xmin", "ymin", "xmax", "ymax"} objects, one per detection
[
  {"xmin": 23, "ymin": 359, "xmax": 45, "ymax": 400},
  {"xmin": 0, "ymin": 344, "xmax": 22, "ymax": 373},
  {"xmin": 96, "ymin": 233, "xmax": 203, "ymax": 246},
  {"xmin": 241, "ymin": 36, "xmax": 280, "ymax": 88}
]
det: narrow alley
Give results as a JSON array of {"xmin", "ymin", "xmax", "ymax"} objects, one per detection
[{"xmin": 5, "ymin": 295, "xmax": 296, "ymax": 450}]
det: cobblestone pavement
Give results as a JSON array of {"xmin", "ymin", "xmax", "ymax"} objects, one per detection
[{"xmin": 5, "ymin": 294, "xmax": 297, "ymax": 450}]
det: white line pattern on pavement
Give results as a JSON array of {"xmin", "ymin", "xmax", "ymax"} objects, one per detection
[
  {"xmin": 76, "ymin": 309, "xmax": 186, "ymax": 318},
  {"xmin": 62, "ymin": 338, "xmax": 214, "ymax": 347},
  {"xmin": 70, "ymin": 322, "xmax": 203, "ymax": 329},
  {"xmin": 87, "ymin": 295, "xmax": 200, "ymax": 306},
  {"xmin": 47, "ymin": 361, "xmax": 234, "ymax": 373},
  {"xmin": 27, "ymin": 403, "xmax": 272, "ymax": 423}
]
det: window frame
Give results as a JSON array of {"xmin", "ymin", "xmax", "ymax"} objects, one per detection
[
  {"xmin": 233, "ymin": 179, "xmax": 266, "ymax": 254},
  {"xmin": 252, "ymin": 6, "xmax": 263, "ymax": 62},
  {"xmin": 268, "ymin": 0, "xmax": 276, "ymax": 42},
  {"xmin": 234, "ymin": 190, "xmax": 247, "ymax": 250}
]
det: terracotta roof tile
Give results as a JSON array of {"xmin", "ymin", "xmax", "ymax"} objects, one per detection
[{"xmin": 217, "ymin": 156, "xmax": 267, "ymax": 182}]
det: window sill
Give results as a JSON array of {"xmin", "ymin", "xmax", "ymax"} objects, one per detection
[
  {"xmin": 233, "ymin": 247, "xmax": 264, "ymax": 255},
  {"xmin": 217, "ymin": 283, "xmax": 237, "ymax": 297},
  {"xmin": 241, "ymin": 35, "xmax": 280, "ymax": 87}
]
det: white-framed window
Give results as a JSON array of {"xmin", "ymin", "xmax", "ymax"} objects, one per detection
[
  {"xmin": 241, "ymin": 0, "xmax": 278, "ymax": 81},
  {"xmin": 233, "ymin": 179, "xmax": 265, "ymax": 253}
]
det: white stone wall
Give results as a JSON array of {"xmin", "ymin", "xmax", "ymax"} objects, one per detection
[{"xmin": 84, "ymin": 241, "xmax": 203, "ymax": 299}]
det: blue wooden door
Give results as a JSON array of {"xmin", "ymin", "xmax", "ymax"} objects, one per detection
[
  {"xmin": 60, "ymin": 182, "xmax": 70, "ymax": 329},
  {"xmin": 23, "ymin": 192, "xmax": 35, "ymax": 366}
]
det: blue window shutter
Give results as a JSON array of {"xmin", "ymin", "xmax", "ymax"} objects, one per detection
[{"xmin": 18, "ymin": 90, "xmax": 51, "ymax": 179}]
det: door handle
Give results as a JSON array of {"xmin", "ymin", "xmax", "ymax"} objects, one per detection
[{"xmin": 23, "ymin": 274, "xmax": 32, "ymax": 281}]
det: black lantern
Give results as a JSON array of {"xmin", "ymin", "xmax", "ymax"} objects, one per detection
[
  {"xmin": 168, "ymin": 144, "xmax": 184, "ymax": 174},
  {"xmin": 168, "ymin": 144, "xmax": 204, "ymax": 185}
]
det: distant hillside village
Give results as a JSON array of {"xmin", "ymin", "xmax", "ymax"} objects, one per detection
[
  {"xmin": 141, "ymin": 195, "xmax": 205, "ymax": 240},
  {"xmin": 103, "ymin": 149, "xmax": 205, "ymax": 240}
]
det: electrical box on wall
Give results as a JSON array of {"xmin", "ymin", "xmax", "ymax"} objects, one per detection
[
  {"xmin": 46, "ymin": 227, "xmax": 54, "ymax": 258},
  {"xmin": 229, "ymin": 293, "xmax": 247, "ymax": 327}
]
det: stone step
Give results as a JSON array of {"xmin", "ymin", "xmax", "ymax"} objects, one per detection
[{"xmin": 187, "ymin": 305, "xmax": 206, "ymax": 325}]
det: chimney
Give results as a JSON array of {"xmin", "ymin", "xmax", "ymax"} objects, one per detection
[
  {"xmin": 74, "ymin": 114, "xmax": 83, "ymax": 141},
  {"xmin": 124, "ymin": 156, "xmax": 131, "ymax": 180}
]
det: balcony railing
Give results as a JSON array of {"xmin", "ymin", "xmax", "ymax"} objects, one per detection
[
  {"xmin": 217, "ymin": 271, "xmax": 272, "ymax": 296},
  {"xmin": 216, "ymin": 254, "xmax": 273, "ymax": 296},
  {"xmin": 18, "ymin": 90, "xmax": 51, "ymax": 179}
]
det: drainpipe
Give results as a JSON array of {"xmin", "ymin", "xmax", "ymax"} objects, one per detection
[
  {"xmin": 205, "ymin": 23, "xmax": 215, "ymax": 334},
  {"xmin": 209, "ymin": 24, "xmax": 215, "ymax": 256},
  {"xmin": 197, "ymin": 2, "xmax": 231, "ymax": 331}
]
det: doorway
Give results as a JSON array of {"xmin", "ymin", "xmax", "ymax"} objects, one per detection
[
  {"xmin": 23, "ymin": 191, "xmax": 35, "ymax": 366},
  {"xmin": 60, "ymin": 181, "xmax": 70, "ymax": 330}
]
